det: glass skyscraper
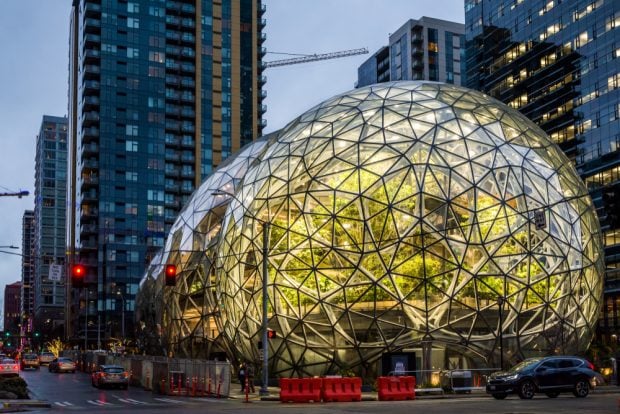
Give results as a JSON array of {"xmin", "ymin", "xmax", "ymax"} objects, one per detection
[
  {"xmin": 34, "ymin": 116, "xmax": 68, "ymax": 341},
  {"xmin": 465, "ymin": 0, "xmax": 620, "ymax": 344},
  {"xmin": 67, "ymin": 0, "xmax": 265, "ymax": 346}
]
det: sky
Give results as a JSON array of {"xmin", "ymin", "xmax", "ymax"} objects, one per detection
[{"xmin": 0, "ymin": 0, "xmax": 465, "ymax": 307}]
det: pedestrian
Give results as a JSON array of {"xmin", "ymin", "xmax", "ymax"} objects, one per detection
[
  {"xmin": 246, "ymin": 364, "xmax": 256, "ymax": 393},
  {"xmin": 238, "ymin": 363, "xmax": 246, "ymax": 392}
]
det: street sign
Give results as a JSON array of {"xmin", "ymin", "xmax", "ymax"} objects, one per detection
[
  {"xmin": 534, "ymin": 209, "xmax": 546, "ymax": 230},
  {"xmin": 49, "ymin": 264, "xmax": 63, "ymax": 281}
]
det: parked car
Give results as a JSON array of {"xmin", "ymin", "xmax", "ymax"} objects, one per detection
[
  {"xmin": 38, "ymin": 352, "xmax": 55, "ymax": 365},
  {"xmin": 20, "ymin": 353, "xmax": 40, "ymax": 370},
  {"xmin": 486, "ymin": 356, "xmax": 598, "ymax": 399},
  {"xmin": 48, "ymin": 357, "xmax": 76, "ymax": 373},
  {"xmin": 0, "ymin": 358, "xmax": 19, "ymax": 377},
  {"xmin": 91, "ymin": 365, "xmax": 130, "ymax": 389}
]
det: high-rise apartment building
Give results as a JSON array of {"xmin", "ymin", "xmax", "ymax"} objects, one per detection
[
  {"xmin": 21, "ymin": 210, "xmax": 35, "ymax": 343},
  {"xmin": 465, "ymin": 0, "xmax": 620, "ymax": 343},
  {"xmin": 4, "ymin": 282, "xmax": 22, "ymax": 338},
  {"xmin": 34, "ymin": 116, "xmax": 68, "ymax": 341},
  {"xmin": 67, "ymin": 0, "xmax": 265, "ymax": 345},
  {"xmin": 357, "ymin": 17, "xmax": 465, "ymax": 88}
]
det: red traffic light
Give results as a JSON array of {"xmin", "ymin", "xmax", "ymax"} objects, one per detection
[
  {"xmin": 72, "ymin": 264, "xmax": 86, "ymax": 287},
  {"xmin": 267, "ymin": 329, "xmax": 276, "ymax": 339},
  {"xmin": 165, "ymin": 264, "xmax": 177, "ymax": 286}
]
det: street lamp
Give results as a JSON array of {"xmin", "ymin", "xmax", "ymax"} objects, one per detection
[
  {"xmin": 497, "ymin": 296, "xmax": 504, "ymax": 370},
  {"xmin": 212, "ymin": 190, "xmax": 271, "ymax": 396}
]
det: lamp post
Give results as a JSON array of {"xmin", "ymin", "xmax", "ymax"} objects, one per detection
[
  {"xmin": 212, "ymin": 190, "xmax": 271, "ymax": 396},
  {"xmin": 497, "ymin": 296, "xmax": 504, "ymax": 370}
]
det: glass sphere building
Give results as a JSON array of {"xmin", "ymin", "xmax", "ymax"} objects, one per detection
[{"xmin": 137, "ymin": 82, "xmax": 604, "ymax": 378}]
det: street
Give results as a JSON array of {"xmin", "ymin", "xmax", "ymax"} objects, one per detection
[{"xmin": 17, "ymin": 368, "xmax": 620, "ymax": 413}]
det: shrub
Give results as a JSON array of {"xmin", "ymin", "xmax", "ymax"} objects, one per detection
[{"xmin": 0, "ymin": 377, "xmax": 29, "ymax": 399}]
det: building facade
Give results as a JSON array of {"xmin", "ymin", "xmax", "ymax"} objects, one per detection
[
  {"xmin": 357, "ymin": 17, "xmax": 465, "ymax": 88},
  {"xmin": 21, "ymin": 210, "xmax": 35, "ymax": 344},
  {"xmin": 465, "ymin": 0, "xmax": 620, "ymax": 345},
  {"xmin": 34, "ymin": 116, "xmax": 68, "ymax": 341},
  {"xmin": 4, "ymin": 282, "xmax": 22, "ymax": 340},
  {"xmin": 67, "ymin": 0, "xmax": 265, "ymax": 346}
]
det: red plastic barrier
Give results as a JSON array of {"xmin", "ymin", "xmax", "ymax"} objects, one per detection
[
  {"xmin": 279, "ymin": 378, "xmax": 322, "ymax": 403},
  {"xmin": 322, "ymin": 377, "xmax": 362, "ymax": 402},
  {"xmin": 377, "ymin": 376, "xmax": 415, "ymax": 401}
]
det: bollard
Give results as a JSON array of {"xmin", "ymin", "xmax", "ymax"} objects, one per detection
[
  {"xmin": 217, "ymin": 376, "xmax": 221, "ymax": 399},
  {"xmin": 244, "ymin": 376, "xmax": 250, "ymax": 403},
  {"xmin": 207, "ymin": 376, "xmax": 212, "ymax": 396},
  {"xmin": 191, "ymin": 377, "xmax": 196, "ymax": 397},
  {"xmin": 178, "ymin": 376, "xmax": 182, "ymax": 394},
  {"xmin": 186, "ymin": 378, "xmax": 190, "ymax": 396},
  {"xmin": 160, "ymin": 378, "xmax": 166, "ymax": 395},
  {"xmin": 170, "ymin": 376, "xmax": 175, "ymax": 395}
]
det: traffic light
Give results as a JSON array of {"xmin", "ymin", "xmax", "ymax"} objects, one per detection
[
  {"xmin": 34, "ymin": 332, "xmax": 40, "ymax": 338},
  {"xmin": 72, "ymin": 264, "xmax": 86, "ymax": 288},
  {"xmin": 4, "ymin": 332, "xmax": 9, "ymax": 338},
  {"xmin": 267, "ymin": 329, "xmax": 276, "ymax": 339},
  {"xmin": 165, "ymin": 264, "xmax": 177, "ymax": 286}
]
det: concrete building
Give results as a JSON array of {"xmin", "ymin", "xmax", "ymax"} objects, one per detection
[
  {"xmin": 357, "ymin": 17, "xmax": 465, "ymax": 88},
  {"xmin": 66, "ymin": 0, "xmax": 266, "ymax": 347}
]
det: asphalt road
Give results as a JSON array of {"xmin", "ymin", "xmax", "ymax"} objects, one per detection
[{"xmin": 18, "ymin": 368, "xmax": 620, "ymax": 413}]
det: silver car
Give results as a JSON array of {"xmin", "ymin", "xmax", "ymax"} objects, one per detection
[
  {"xmin": 48, "ymin": 357, "xmax": 76, "ymax": 373},
  {"xmin": 91, "ymin": 365, "xmax": 130, "ymax": 389}
]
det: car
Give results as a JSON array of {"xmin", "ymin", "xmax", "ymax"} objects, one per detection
[
  {"xmin": 38, "ymin": 352, "xmax": 55, "ymax": 365},
  {"xmin": 486, "ymin": 356, "xmax": 598, "ymax": 399},
  {"xmin": 91, "ymin": 365, "xmax": 130, "ymax": 389},
  {"xmin": 20, "ymin": 353, "xmax": 40, "ymax": 370},
  {"xmin": 0, "ymin": 358, "xmax": 19, "ymax": 377},
  {"xmin": 48, "ymin": 357, "xmax": 76, "ymax": 373}
]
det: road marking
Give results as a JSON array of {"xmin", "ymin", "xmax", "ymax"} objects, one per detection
[
  {"xmin": 87, "ymin": 399, "xmax": 113, "ymax": 406},
  {"xmin": 154, "ymin": 397, "xmax": 184, "ymax": 404},
  {"xmin": 55, "ymin": 401, "xmax": 74, "ymax": 407},
  {"xmin": 122, "ymin": 398, "xmax": 149, "ymax": 405}
]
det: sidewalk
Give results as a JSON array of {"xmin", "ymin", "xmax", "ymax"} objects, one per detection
[{"xmin": 228, "ymin": 384, "xmax": 620, "ymax": 402}]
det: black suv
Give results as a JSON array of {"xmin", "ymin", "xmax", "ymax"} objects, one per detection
[{"xmin": 486, "ymin": 356, "xmax": 597, "ymax": 399}]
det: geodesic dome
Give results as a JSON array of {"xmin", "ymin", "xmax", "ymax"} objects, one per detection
[{"xmin": 215, "ymin": 81, "xmax": 604, "ymax": 377}]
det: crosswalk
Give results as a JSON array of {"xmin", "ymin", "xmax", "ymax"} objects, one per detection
[{"xmin": 52, "ymin": 396, "xmax": 228, "ymax": 409}]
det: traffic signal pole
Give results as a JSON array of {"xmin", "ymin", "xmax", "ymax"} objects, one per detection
[{"xmin": 260, "ymin": 222, "xmax": 270, "ymax": 396}]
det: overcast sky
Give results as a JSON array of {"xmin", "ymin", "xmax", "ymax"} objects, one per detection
[{"xmin": 0, "ymin": 0, "xmax": 464, "ymax": 311}]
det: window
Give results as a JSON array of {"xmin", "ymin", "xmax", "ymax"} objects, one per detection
[
  {"xmin": 127, "ymin": 48, "xmax": 139, "ymax": 58},
  {"xmin": 126, "ymin": 125, "xmax": 139, "ymax": 136},
  {"xmin": 127, "ymin": 2, "xmax": 139, "ymax": 13},
  {"xmin": 126, "ymin": 140, "xmax": 138, "ymax": 152},
  {"xmin": 127, "ymin": 17, "xmax": 139, "ymax": 29},
  {"xmin": 126, "ymin": 171, "xmax": 138, "ymax": 182},
  {"xmin": 149, "ymin": 51, "xmax": 165, "ymax": 63}
]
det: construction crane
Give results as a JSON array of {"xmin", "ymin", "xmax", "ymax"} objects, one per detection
[
  {"xmin": 0, "ymin": 190, "xmax": 28, "ymax": 198},
  {"xmin": 263, "ymin": 48, "xmax": 369, "ymax": 69}
]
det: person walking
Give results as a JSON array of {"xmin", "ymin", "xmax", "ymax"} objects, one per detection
[
  {"xmin": 246, "ymin": 363, "xmax": 256, "ymax": 393},
  {"xmin": 238, "ymin": 363, "xmax": 246, "ymax": 392}
]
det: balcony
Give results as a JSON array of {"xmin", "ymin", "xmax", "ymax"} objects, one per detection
[
  {"xmin": 84, "ymin": 2, "xmax": 101, "ymax": 17},
  {"xmin": 83, "ymin": 64, "xmax": 100, "ymax": 79},
  {"xmin": 81, "ymin": 190, "xmax": 98, "ymax": 203},
  {"xmin": 82, "ymin": 127, "xmax": 100, "ymax": 141},
  {"xmin": 166, "ymin": 15, "xmax": 181, "ymax": 25},
  {"xmin": 180, "ymin": 137, "xmax": 195, "ymax": 148},
  {"xmin": 83, "ymin": 80, "xmax": 100, "ymax": 92},
  {"xmin": 165, "ymin": 167, "xmax": 180, "ymax": 177},
  {"xmin": 80, "ymin": 222, "xmax": 98, "ymax": 234},
  {"xmin": 181, "ymin": 154, "xmax": 195, "ymax": 163},
  {"xmin": 260, "ymin": 89, "xmax": 267, "ymax": 98},
  {"xmin": 165, "ymin": 199, "xmax": 180, "ymax": 208},
  {"xmin": 81, "ymin": 142, "xmax": 99, "ymax": 156},
  {"xmin": 258, "ymin": 3, "xmax": 266, "ymax": 16},
  {"xmin": 82, "ymin": 95, "xmax": 99, "ymax": 107},
  {"xmin": 83, "ymin": 34, "xmax": 101, "ymax": 46},
  {"xmin": 260, "ymin": 118, "xmax": 267, "ymax": 128},
  {"xmin": 165, "ymin": 182, "xmax": 180, "ymax": 192},
  {"xmin": 83, "ymin": 48, "xmax": 100, "ymax": 63},
  {"xmin": 259, "ymin": 18, "xmax": 266, "ymax": 28},
  {"xmin": 83, "ymin": 18, "xmax": 101, "ymax": 33},
  {"xmin": 82, "ymin": 158, "xmax": 99, "ymax": 170},
  {"xmin": 79, "ymin": 237, "xmax": 98, "ymax": 250},
  {"xmin": 82, "ymin": 111, "xmax": 100, "ymax": 127},
  {"xmin": 180, "ymin": 169, "xmax": 194, "ymax": 178},
  {"xmin": 412, "ymin": 46, "xmax": 424, "ymax": 56},
  {"xmin": 80, "ymin": 175, "xmax": 99, "ymax": 190}
]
